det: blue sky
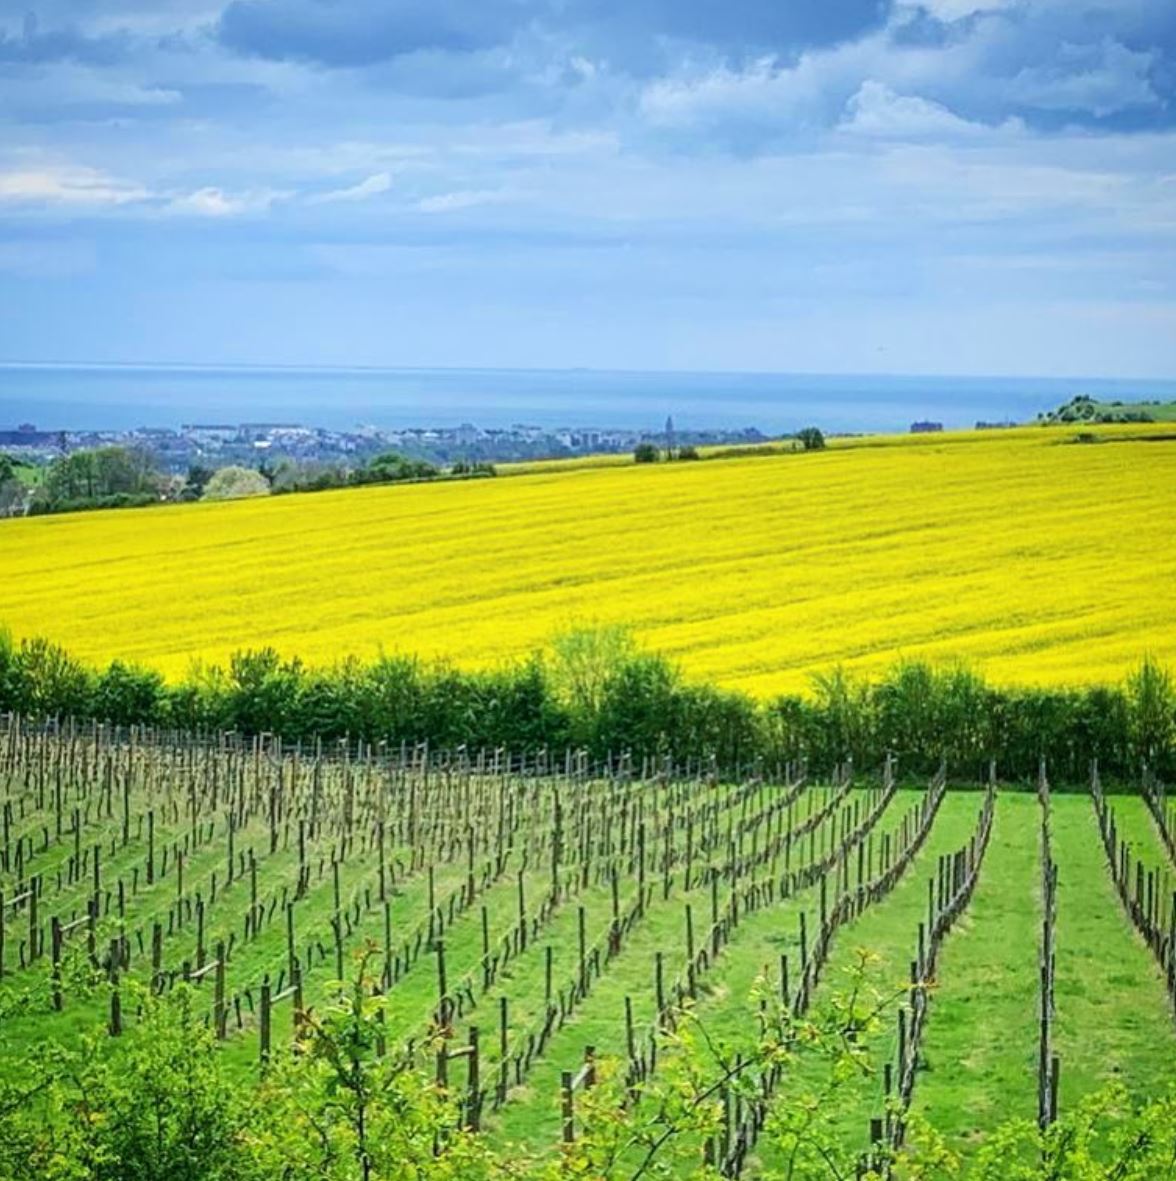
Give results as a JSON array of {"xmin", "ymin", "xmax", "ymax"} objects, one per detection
[{"xmin": 1, "ymin": 0, "xmax": 1174, "ymax": 377}]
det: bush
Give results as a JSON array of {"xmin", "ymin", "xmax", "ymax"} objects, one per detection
[
  {"xmin": 633, "ymin": 443, "xmax": 660, "ymax": 463},
  {"xmin": 0, "ymin": 624, "xmax": 1171, "ymax": 782},
  {"xmin": 203, "ymin": 466, "xmax": 271, "ymax": 501},
  {"xmin": 93, "ymin": 661, "xmax": 165, "ymax": 726},
  {"xmin": 270, "ymin": 459, "xmax": 349, "ymax": 494},
  {"xmin": 796, "ymin": 427, "xmax": 826, "ymax": 451},
  {"xmin": 677, "ymin": 445, "xmax": 700, "ymax": 460},
  {"xmin": 352, "ymin": 452, "xmax": 439, "ymax": 485},
  {"xmin": 451, "ymin": 460, "xmax": 497, "ymax": 477}
]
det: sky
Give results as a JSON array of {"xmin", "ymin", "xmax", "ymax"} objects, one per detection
[{"xmin": 0, "ymin": 0, "xmax": 1174, "ymax": 377}]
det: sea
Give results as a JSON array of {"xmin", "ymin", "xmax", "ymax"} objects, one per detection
[{"xmin": 1, "ymin": 364, "xmax": 1174, "ymax": 435}]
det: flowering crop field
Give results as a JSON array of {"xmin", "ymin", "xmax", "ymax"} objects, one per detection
[{"xmin": 1, "ymin": 425, "xmax": 1174, "ymax": 695}]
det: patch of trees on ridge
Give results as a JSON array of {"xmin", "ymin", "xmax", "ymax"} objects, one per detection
[
  {"xmin": 633, "ymin": 427, "xmax": 825, "ymax": 463},
  {"xmin": 1, "ymin": 446, "xmax": 496, "ymax": 517},
  {"xmin": 1038, "ymin": 394, "xmax": 1163, "ymax": 426}
]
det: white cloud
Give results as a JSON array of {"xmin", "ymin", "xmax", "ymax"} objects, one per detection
[
  {"xmin": 1006, "ymin": 38, "xmax": 1159, "ymax": 117},
  {"xmin": 0, "ymin": 164, "xmax": 152, "ymax": 206},
  {"xmin": 0, "ymin": 163, "xmax": 297, "ymax": 220},
  {"xmin": 417, "ymin": 188, "xmax": 511, "ymax": 213},
  {"xmin": 639, "ymin": 58, "xmax": 817, "ymax": 129},
  {"xmin": 310, "ymin": 171, "xmax": 393, "ymax": 203},
  {"xmin": 841, "ymin": 80, "xmax": 1021, "ymax": 139},
  {"xmin": 167, "ymin": 186, "xmax": 289, "ymax": 216}
]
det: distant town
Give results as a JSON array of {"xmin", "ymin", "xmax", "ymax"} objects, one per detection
[
  {"xmin": 0, "ymin": 417, "xmax": 780, "ymax": 473},
  {"xmin": 0, "ymin": 400, "xmax": 1150, "ymax": 519}
]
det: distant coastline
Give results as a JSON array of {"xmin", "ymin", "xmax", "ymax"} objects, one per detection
[{"xmin": 4, "ymin": 362, "xmax": 1176, "ymax": 437}]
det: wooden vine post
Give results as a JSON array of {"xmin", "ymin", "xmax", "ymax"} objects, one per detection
[{"xmin": 560, "ymin": 1046, "xmax": 597, "ymax": 1144}]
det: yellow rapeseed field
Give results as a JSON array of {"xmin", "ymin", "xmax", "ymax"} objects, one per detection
[{"xmin": 1, "ymin": 425, "xmax": 1174, "ymax": 696}]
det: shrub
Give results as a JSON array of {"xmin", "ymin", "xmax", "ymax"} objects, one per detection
[
  {"xmin": 796, "ymin": 427, "xmax": 826, "ymax": 451},
  {"xmin": 203, "ymin": 466, "xmax": 271, "ymax": 501},
  {"xmin": 0, "ymin": 626, "xmax": 1171, "ymax": 781},
  {"xmin": 1126, "ymin": 655, "xmax": 1175, "ymax": 770},
  {"xmin": 633, "ymin": 442, "xmax": 660, "ymax": 463},
  {"xmin": 92, "ymin": 661, "xmax": 165, "ymax": 726},
  {"xmin": 270, "ymin": 459, "xmax": 349, "ymax": 494},
  {"xmin": 352, "ymin": 452, "xmax": 439, "ymax": 485}
]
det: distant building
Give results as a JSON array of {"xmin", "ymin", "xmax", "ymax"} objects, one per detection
[
  {"xmin": 239, "ymin": 422, "xmax": 303, "ymax": 442},
  {"xmin": 182, "ymin": 424, "xmax": 239, "ymax": 446},
  {"xmin": 910, "ymin": 421, "xmax": 944, "ymax": 433},
  {"xmin": 0, "ymin": 426, "xmax": 61, "ymax": 447}
]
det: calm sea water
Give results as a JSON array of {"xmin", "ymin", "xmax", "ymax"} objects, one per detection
[{"xmin": 1, "ymin": 364, "xmax": 1173, "ymax": 435}]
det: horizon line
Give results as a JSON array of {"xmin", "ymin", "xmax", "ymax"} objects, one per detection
[{"xmin": 2, "ymin": 358, "xmax": 1175, "ymax": 385}]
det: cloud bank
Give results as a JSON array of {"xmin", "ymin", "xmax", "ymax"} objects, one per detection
[{"xmin": 0, "ymin": 0, "xmax": 1173, "ymax": 376}]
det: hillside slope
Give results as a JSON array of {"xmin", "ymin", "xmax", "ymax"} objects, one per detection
[{"xmin": 1, "ymin": 425, "xmax": 1173, "ymax": 696}]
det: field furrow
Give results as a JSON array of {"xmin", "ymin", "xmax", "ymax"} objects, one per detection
[
  {"xmin": 746, "ymin": 791, "xmax": 987, "ymax": 1174},
  {"xmin": 904, "ymin": 792, "xmax": 1040, "ymax": 1158},
  {"xmin": 1051, "ymin": 797, "xmax": 1176, "ymax": 1108}
]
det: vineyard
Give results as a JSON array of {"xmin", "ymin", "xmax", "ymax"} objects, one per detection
[{"xmin": 1, "ymin": 714, "xmax": 1173, "ymax": 1176}]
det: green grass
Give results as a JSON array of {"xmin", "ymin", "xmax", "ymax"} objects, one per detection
[
  {"xmin": 750, "ymin": 792, "xmax": 987, "ymax": 1175},
  {"xmin": 1108, "ymin": 794, "xmax": 1175, "ymax": 873},
  {"xmin": 1051, "ymin": 796, "xmax": 1175, "ymax": 1107},
  {"xmin": 905, "ymin": 793, "xmax": 1040, "ymax": 1158},
  {"xmin": 4, "ymin": 746, "xmax": 1174, "ymax": 1172},
  {"xmin": 485, "ymin": 785, "xmax": 873, "ymax": 1151}
]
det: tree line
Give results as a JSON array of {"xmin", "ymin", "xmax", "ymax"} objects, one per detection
[
  {"xmin": 3, "ymin": 425, "xmax": 832, "ymax": 516},
  {"xmin": 0, "ymin": 626, "xmax": 1171, "ymax": 784},
  {"xmin": 0, "ymin": 446, "xmax": 497, "ymax": 517}
]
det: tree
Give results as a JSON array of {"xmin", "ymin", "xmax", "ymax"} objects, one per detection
[
  {"xmin": 1126, "ymin": 656, "xmax": 1175, "ymax": 772},
  {"xmin": 677, "ymin": 445, "xmax": 700, "ymax": 460},
  {"xmin": 353, "ymin": 452, "xmax": 440, "ymax": 485},
  {"xmin": 796, "ymin": 427, "xmax": 826, "ymax": 451},
  {"xmin": 270, "ymin": 459, "xmax": 348, "ymax": 494},
  {"xmin": 203, "ymin": 466, "xmax": 271, "ymax": 501},
  {"xmin": 183, "ymin": 463, "xmax": 216, "ymax": 499},
  {"xmin": 93, "ymin": 661, "xmax": 165, "ymax": 725},
  {"xmin": 634, "ymin": 442, "xmax": 660, "ymax": 463},
  {"xmin": 0, "ymin": 457, "xmax": 28, "ymax": 516},
  {"xmin": 39, "ymin": 446, "xmax": 162, "ymax": 506},
  {"xmin": 548, "ymin": 624, "xmax": 637, "ymax": 745}
]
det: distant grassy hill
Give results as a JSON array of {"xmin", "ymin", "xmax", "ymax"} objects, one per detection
[
  {"xmin": 1038, "ymin": 393, "xmax": 1176, "ymax": 425},
  {"xmin": 0, "ymin": 454, "xmax": 40, "ymax": 487}
]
